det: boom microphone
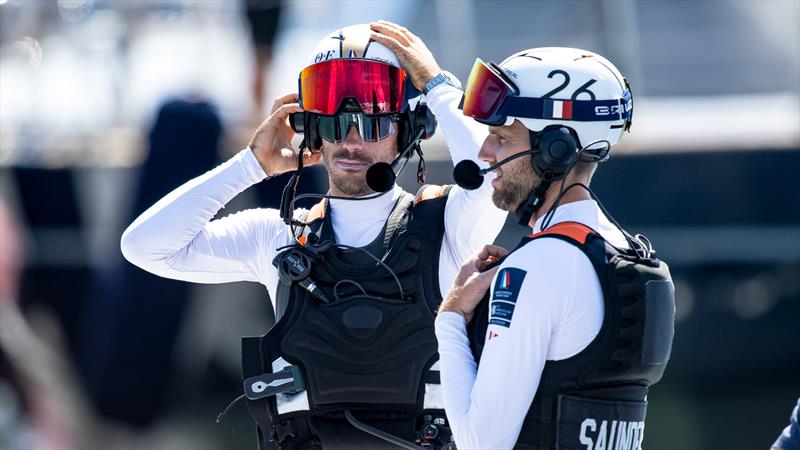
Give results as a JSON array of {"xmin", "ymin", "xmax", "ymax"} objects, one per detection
[
  {"xmin": 365, "ymin": 162, "xmax": 396, "ymax": 193},
  {"xmin": 452, "ymin": 150, "xmax": 536, "ymax": 190},
  {"xmin": 366, "ymin": 128, "xmax": 426, "ymax": 193},
  {"xmin": 452, "ymin": 160, "xmax": 484, "ymax": 190}
]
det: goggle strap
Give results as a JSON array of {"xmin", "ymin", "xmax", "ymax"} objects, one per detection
[{"xmin": 501, "ymin": 94, "xmax": 633, "ymax": 122}]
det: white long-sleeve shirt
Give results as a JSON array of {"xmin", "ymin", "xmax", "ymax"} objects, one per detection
[
  {"xmin": 120, "ymin": 84, "xmax": 507, "ymax": 307},
  {"xmin": 435, "ymin": 200, "xmax": 630, "ymax": 450}
]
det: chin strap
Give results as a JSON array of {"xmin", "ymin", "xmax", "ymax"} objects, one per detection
[{"xmin": 515, "ymin": 177, "xmax": 552, "ymax": 227}]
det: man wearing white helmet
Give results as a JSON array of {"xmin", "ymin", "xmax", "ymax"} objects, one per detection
[
  {"xmin": 433, "ymin": 49, "xmax": 675, "ymax": 449},
  {"xmin": 121, "ymin": 22, "xmax": 505, "ymax": 449}
]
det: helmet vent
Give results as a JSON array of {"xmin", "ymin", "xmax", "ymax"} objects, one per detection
[{"xmin": 518, "ymin": 53, "xmax": 542, "ymax": 61}]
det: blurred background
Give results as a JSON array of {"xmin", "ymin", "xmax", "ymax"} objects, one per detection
[{"xmin": 0, "ymin": 0, "xmax": 798, "ymax": 449}]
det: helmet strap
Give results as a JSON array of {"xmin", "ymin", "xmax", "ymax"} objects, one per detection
[{"xmin": 515, "ymin": 175, "xmax": 552, "ymax": 227}]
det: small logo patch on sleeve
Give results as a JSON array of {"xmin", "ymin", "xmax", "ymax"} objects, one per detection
[{"xmin": 489, "ymin": 268, "xmax": 527, "ymax": 328}]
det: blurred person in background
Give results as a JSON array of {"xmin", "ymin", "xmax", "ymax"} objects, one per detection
[
  {"xmin": 432, "ymin": 48, "xmax": 675, "ymax": 449},
  {"xmin": 244, "ymin": 0, "xmax": 284, "ymax": 121},
  {"xmin": 0, "ymin": 199, "xmax": 84, "ymax": 449},
  {"xmin": 80, "ymin": 99, "xmax": 224, "ymax": 428},
  {"xmin": 772, "ymin": 397, "xmax": 800, "ymax": 450},
  {"xmin": 121, "ymin": 22, "xmax": 505, "ymax": 449}
]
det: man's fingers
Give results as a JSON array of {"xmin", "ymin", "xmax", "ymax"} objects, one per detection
[
  {"xmin": 370, "ymin": 22, "xmax": 411, "ymax": 47},
  {"xmin": 375, "ymin": 20, "xmax": 412, "ymax": 38},
  {"xmin": 271, "ymin": 103, "xmax": 303, "ymax": 122},
  {"xmin": 369, "ymin": 31, "xmax": 403, "ymax": 52},
  {"xmin": 474, "ymin": 245, "xmax": 509, "ymax": 271},
  {"xmin": 477, "ymin": 244, "xmax": 509, "ymax": 261},
  {"xmin": 302, "ymin": 150, "xmax": 322, "ymax": 166},
  {"xmin": 270, "ymin": 93, "xmax": 299, "ymax": 114}
]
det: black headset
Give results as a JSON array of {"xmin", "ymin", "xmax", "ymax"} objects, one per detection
[
  {"xmin": 511, "ymin": 125, "xmax": 580, "ymax": 226},
  {"xmin": 528, "ymin": 125, "xmax": 580, "ymax": 182}
]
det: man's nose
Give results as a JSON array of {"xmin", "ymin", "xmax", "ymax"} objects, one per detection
[
  {"xmin": 342, "ymin": 124, "xmax": 364, "ymax": 150},
  {"xmin": 477, "ymin": 137, "xmax": 497, "ymax": 165}
]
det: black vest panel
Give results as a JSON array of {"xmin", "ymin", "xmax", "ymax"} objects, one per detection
[
  {"xmin": 243, "ymin": 187, "xmax": 453, "ymax": 449},
  {"xmin": 468, "ymin": 221, "xmax": 675, "ymax": 450}
]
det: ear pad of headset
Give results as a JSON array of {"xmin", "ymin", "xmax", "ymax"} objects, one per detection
[
  {"xmin": 414, "ymin": 104, "xmax": 437, "ymax": 140},
  {"xmin": 531, "ymin": 127, "xmax": 578, "ymax": 179},
  {"xmin": 305, "ymin": 113, "xmax": 322, "ymax": 150},
  {"xmin": 398, "ymin": 104, "xmax": 437, "ymax": 150}
]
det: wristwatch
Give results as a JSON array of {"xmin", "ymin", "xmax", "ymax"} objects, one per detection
[{"xmin": 423, "ymin": 71, "xmax": 462, "ymax": 94}]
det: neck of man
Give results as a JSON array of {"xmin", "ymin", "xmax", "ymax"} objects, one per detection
[{"xmin": 527, "ymin": 174, "xmax": 592, "ymax": 229}]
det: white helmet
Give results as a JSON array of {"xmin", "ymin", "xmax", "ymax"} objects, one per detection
[
  {"xmin": 462, "ymin": 47, "xmax": 632, "ymax": 149},
  {"xmin": 293, "ymin": 23, "xmax": 437, "ymax": 187},
  {"xmin": 498, "ymin": 47, "xmax": 632, "ymax": 147},
  {"xmin": 307, "ymin": 24, "xmax": 400, "ymax": 67}
]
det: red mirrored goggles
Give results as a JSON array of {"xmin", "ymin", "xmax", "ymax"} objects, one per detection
[
  {"xmin": 299, "ymin": 59, "xmax": 407, "ymax": 116},
  {"xmin": 462, "ymin": 58, "xmax": 635, "ymax": 128},
  {"xmin": 461, "ymin": 58, "xmax": 519, "ymax": 125}
]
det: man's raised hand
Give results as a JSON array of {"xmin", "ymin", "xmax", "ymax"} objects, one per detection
[
  {"xmin": 248, "ymin": 93, "xmax": 321, "ymax": 176},
  {"xmin": 370, "ymin": 21, "xmax": 443, "ymax": 91}
]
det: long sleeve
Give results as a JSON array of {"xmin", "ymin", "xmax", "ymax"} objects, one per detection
[
  {"xmin": 425, "ymin": 83, "xmax": 508, "ymax": 294},
  {"xmin": 436, "ymin": 239, "xmax": 603, "ymax": 449},
  {"xmin": 425, "ymin": 83, "xmax": 491, "ymax": 167},
  {"xmin": 120, "ymin": 148, "xmax": 288, "ymax": 290}
]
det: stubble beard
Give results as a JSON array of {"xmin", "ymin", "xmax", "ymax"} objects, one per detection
[
  {"xmin": 492, "ymin": 159, "xmax": 539, "ymax": 212},
  {"xmin": 322, "ymin": 152, "xmax": 374, "ymax": 197}
]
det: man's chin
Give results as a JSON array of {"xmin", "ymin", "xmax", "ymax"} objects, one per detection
[
  {"xmin": 330, "ymin": 173, "xmax": 373, "ymax": 197},
  {"xmin": 492, "ymin": 188, "xmax": 525, "ymax": 213}
]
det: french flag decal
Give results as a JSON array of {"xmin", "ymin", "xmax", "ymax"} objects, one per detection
[
  {"xmin": 500, "ymin": 270, "xmax": 512, "ymax": 289},
  {"xmin": 544, "ymin": 99, "xmax": 573, "ymax": 119},
  {"xmin": 490, "ymin": 268, "xmax": 527, "ymax": 328}
]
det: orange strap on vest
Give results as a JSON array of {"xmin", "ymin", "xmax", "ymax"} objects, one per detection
[
  {"xmin": 296, "ymin": 200, "xmax": 326, "ymax": 246},
  {"xmin": 305, "ymin": 200, "xmax": 326, "ymax": 223},
  {"xmin": 529, "ymin": 221, "xmax": 595, "ymax": 245}
]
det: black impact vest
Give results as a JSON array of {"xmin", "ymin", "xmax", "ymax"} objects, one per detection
[
  {"xmin": 242, "ymin": 186, "xmax": 454, "ymax": 450},
  {"xmin": 468, "ymin": 222, "xmax": 675, "ymax": 450}
]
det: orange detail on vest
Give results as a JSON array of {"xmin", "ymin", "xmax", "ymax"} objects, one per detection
[
  {"xmin": 529, "ymin": 221, "xmax": 594, "ymax": 244},
  {"xmin": 415, "ymin": 185, "xmax": 447, "ymax": 204},
  {"xmin": 297, "ymin": 235, "xmax": 308, "ymax": 246},
  {"xmin": 305, "ymin": 200, "xmax": 326, "ymax": 223}
]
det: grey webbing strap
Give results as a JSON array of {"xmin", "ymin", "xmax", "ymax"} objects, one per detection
[
  {"xmin": 293, "ymin": 210, "xmax": 309, "ymax": 240},
  {"xmin": 383, "ymin": 193, "xmax": 415, "ymax": 251}
]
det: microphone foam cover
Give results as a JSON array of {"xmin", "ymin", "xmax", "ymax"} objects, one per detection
[
  {"xmin": 366, "ymin": 162, "xmax": 396, "ymax": 193},
  {"xmin": 453, "ymin": 160, "xmax": 484, "ymax": 190}
]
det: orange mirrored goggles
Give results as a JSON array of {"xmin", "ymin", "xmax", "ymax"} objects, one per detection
[{"xmin": 461, "ymin": 58, "xmax": 519, "ymax": 125}]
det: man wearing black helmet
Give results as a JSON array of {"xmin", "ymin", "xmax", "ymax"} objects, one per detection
[
  {"xmin": 433, "ymin": 48, "xmax": 675, "ymax": 449},
  {"xmin": 122, "ymin": 22, "xmax": 505, "ymax": 450}
]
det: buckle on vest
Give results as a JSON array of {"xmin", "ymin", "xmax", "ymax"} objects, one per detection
[{"xmin": 244, "ymin": 365, "xmax": 305, "ymax": 400}]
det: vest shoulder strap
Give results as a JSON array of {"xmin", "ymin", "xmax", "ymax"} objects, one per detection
[
  {"xmin": 383, "ymin": 192, "xmax": 415, "ymax": 250},
  {"xmin": 527, "ymin": 221, "xmax": 597, "ymax": 245}
]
